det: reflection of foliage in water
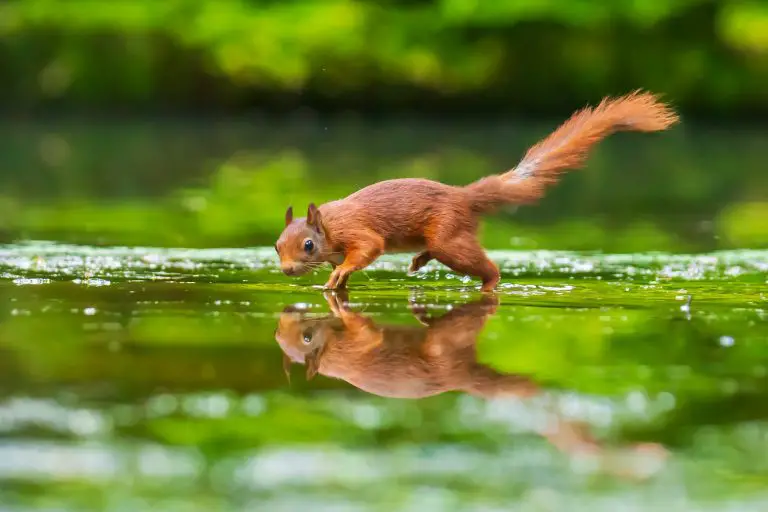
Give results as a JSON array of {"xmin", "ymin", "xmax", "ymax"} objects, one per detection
[{"xmin": 1, "ymin": 121, "xmax": 767, "ymax": 250}]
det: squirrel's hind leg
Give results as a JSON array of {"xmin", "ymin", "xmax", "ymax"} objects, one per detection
[
  {"xmin": 428, "ymin": 235, "xmax": 500, "ymax": 292},
  {"xmin": 408, "ymin": 251, "xmax": 433, "ymax": 274}
]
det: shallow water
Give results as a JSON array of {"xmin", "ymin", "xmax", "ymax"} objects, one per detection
[{"xmin": 1, "ymin": 242, "xmax": 767, "ymax": 511}]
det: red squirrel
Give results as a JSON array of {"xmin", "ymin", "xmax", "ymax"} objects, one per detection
[{"xmin": 275, "ymin": 91, "xmax": 679, "ymax": 291}]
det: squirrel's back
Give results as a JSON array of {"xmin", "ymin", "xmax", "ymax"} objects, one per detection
[
  {"xmin": 321, "ymin": 178, "xmax": 469, "ymax": 249},
  {"xmin": 341, "ymin": 178, "xmax": 458, "ymax": 206}
]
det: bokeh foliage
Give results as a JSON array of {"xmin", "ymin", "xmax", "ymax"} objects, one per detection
[{"xmin": 1, "ymin": 0, "xmax": 767, "ymax": 114}]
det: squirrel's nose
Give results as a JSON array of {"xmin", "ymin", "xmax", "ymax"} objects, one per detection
[{"xmin": 281, "ymin": 264, "xmax": 297, "ymax": 276}]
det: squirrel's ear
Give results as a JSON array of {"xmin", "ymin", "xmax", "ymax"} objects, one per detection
[
  {"xmin": 285, "ymin": 206, "xmax": 293, "ymax": 226},
  {"xmin": 307, "ymin": 203, "xmax": 322, "ymax": 229}
]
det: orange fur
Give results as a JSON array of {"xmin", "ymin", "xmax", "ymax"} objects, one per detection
[
  {"xmin": 275, "ymin": 91, "xmax": 679, "ymax": 291},
  {"xmin": 275, "ymin": 292, "xmax": 535, "ymax": 399}
]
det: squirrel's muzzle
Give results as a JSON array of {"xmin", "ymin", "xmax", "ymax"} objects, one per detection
[{"xmin": 281, "ymin": 263, "xmax": 309, "ymax": 276}]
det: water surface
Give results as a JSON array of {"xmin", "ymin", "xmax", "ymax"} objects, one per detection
[{"xmin": 1, "ymin": 242, "xmax": 766, "ymax": 511}]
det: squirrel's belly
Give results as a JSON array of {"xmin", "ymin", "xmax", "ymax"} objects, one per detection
[{"xmin": 384, "ymin": 235, "xmax": 426, "ymax": 254}]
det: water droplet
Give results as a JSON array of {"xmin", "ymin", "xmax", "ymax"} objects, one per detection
[{"xmin": 719, "ymin": 335, "xmax": 735, "ymax": 347}]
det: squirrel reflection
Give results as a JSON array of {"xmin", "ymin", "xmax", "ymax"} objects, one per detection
[
  {"xmin": 275, "ymin": 291, "xmax": 668, "ymax": 480},
  {"xmin": 276, "ymin": 292, "xmax": 536, "ymax": 400}
]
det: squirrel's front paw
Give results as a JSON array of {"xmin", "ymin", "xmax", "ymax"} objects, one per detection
[
  {"xmin": 323, "ymin": 277, "xmax": 344, "ymax": 290},
  {"xmin": 324, "ymin": 266, "xmax": 352, "ymax": 289}
]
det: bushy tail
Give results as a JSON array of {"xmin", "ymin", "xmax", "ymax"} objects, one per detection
[{"xmin": 465, "ymin": 91, "xmax": 679, "ymax": 213}]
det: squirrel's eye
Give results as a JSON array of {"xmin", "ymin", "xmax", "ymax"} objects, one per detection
[
  {"xmin": 303, "ymin": 239, "xmax": 314, "ymax": 253},
  {"xmin": 302, "ymin": 330, "xmax": 312, "ymax": 344}
]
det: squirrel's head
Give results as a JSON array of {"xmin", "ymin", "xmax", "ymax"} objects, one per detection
[
  {"xmin": 275, "ymin": 306, "xmax": 338, "ymax": 380},
  {"xmin": 274, "ymin": 203, "xmax": 332, "ymax": 276}
]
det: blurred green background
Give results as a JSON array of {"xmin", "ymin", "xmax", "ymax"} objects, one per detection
[
  {"xmin": 2, "ymin": 0, "xmax": 768, "ymax": 115},
  {"xmin": 1, "ymin": 0, "xmax": 766, "ymax": 251}
]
